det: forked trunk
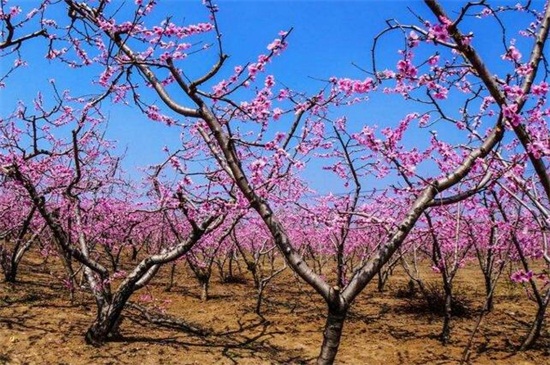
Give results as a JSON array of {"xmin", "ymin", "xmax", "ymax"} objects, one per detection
[
  {"xmin": 84, "ymin": 284, "xmax": 136, "ymax": 346},
  {"xmin": 85, "ymin": 300, "xmax": 125, "ymax": 346},
  {"xmin": 316, "ymin": 307, "xmax": 347, "ymax": 365}
]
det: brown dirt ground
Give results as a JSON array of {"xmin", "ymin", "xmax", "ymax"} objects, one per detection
[{"xmin": 0, "ymin": 254, "xmax": 549, "ymax": 365}]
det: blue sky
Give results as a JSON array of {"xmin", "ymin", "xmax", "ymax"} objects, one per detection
[{"xmin": 0, "ymin": 0, "xmax": 540, "ymax": 194}]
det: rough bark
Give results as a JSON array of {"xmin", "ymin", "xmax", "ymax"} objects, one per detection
[
  {"xmin": 200, "ymin": 277, "xmax": 210, "ymax": 302},
  {"xmin": 255, "ymin": 281, "xmax": 266, "ymax": 316},
  {"xmin": 85, "ymin": 297, "xmax": 125, "ymax": 345},
  {"xmin": 441, "ymin": 283, "xmax": 453, "ymax": 344},
  {"xmin": 164, "ymin": 262, "xmax": 176, "ymax": 292},
  {"xmin": 483, "ymin": 274, "xmax": 494, "ymax": 313},
  {"xmin": 519, "ymin": 290, "xmax": 550, "ymax": 350},
  {"xmin": 317, "ymin": 307, "xmax": 348, "ymax": 365}
]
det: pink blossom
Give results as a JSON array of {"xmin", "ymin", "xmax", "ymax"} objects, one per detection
[
  {"xmin": 527, "ymin": 140, "xmax": 550, "ymax": 159},
  {"xmin": 502, "ymin": 45, "xmax": 522, "ymax": 62},
  {"xmin": 434, "ymin": 90, "xmax": 447, "ymax": 100},
  {"xmin": 13, "ymin": 59, "xmax": 26, "ymax": 67},
  {"xmin": 428, "ymin": 55, "xmax": 440, "ymax": 66},
  {"xmin": 272, "ymin": 108, "xmax": 283, "ymax": 120},
  {"xmin": 9, "ymin": 6, "xmax": 21, "ymax": 16},
  {"xmin": 480, "ymin": 8, "xmax": 493, "ymax": 17},
  {"xmin": 267, "ymin": 37, "xmax": 287, "ymax": 55},
  {"xmin": 277, "ymin": 89, "xmax": 290, "ymax": 100},
  {"xmin": 503, "ymin": 104, "xmax": 522, "ymax": 127},
  {"xmin": 419, "ymin": 114, "xmax": 430, "ymax": 127},
  {"xmin": 250, "ymin": 158, "xmax": 267, "ymax": 171},
  {"xmin": 408, "ymin": 31, "xmax": 420, "ymax": 47},
  {"xmin": 510, "ymin": 270, "xmax": 534, "ymax": 283},
  {"xmin": 264, "ymin": 75, "xmax": 275, "ymax": 88},
  {"xmin": 532, "ymin": 82, "xmax": 549, "ymax": 96},
  {"xmin": 426, "ymin": 18, "xmax": 450, "ymax": 43},
  {"xmin": 396, "ymin": 59, "xmax": 417, "ymax": 79}
]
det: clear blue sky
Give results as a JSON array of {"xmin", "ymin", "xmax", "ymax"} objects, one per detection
[{"xmin": 0, "ymin": 0, "xmax": 537, "ymax": 194}]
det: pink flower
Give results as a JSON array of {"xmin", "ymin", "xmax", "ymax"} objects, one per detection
[
  {"xmin": 428, "ymin": 55, "xmax": 440, "ymax": 66},
  {"xmin": 408, "ymin": 31, "xmax": 420, "ymax": 47},
  {"xmin": 532, "ymin": 82, "xmax": 549, "ymax": 96},
  {"xmin": 267, "ymin": 38, "xmax": 287, "ymax": 54},
  {"xmin": 510, "ymin": 270, "xmax": 533, "ymax": 283},
  {"xmin": 272, "ymin": 108, "xmax": 283, "ymax": 120},
  {"xmin": 396, "ymin": 59, "xmax": 417, "ymax": 79},
  {"xmin": 264, "ymin": 75, "xmax": 275, "ymax": 88},
  {"xmin": 503, "ymin": 104, "xmax": 522, "ymax": 127},
  {"xmin": 433, "ymin": 87, "xmax": 448, "ymax": 100},
  {"xmin": 277, "ymin": 89, "xmax": 290, "ymax": 100},
  {"xmin": 250, "ymin": 158, "xmax": 267, "ymax": 171},
  {"xmin": 480, "ymin": 8, "xmax": 493, "ymax": 17},
  {"xmin": 502, "ymin": 45, "xmax": 522, "ymax": 62},
  {"xmin": 10, "ymin": 6, "xmax": 22, "ymax": 17},
  {"xmin": 426, "ymin": 19, "xmax": 450, "ymax": 43}
]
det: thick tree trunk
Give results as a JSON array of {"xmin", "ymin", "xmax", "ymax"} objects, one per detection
[
  {"xmin": 1, "ymin": 248, "xmax": 16, "ymax": 283},
  {"xmin": 85, "ymin": 299, "xmax": 125, "ymax": 346},
  {"xmin": 4, "ymin": 263, "xmax": 17, "ymax": 283},
  {"xmin": 316, "ymin": 307, "xmax": 347, "ymax": 365}
]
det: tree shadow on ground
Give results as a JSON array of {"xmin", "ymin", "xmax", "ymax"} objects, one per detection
[{"xmin": 120, "ymin": 311, "xmax": 313, "ymax": 364}]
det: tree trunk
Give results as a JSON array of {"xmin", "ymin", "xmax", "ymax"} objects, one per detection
[
  {"xmin": 228, "ymin": 251, "xmax": 234, "ymax": 278},
  {"xmin": 200, "ymin": 278, "xmax": 209, "ymax": 301},
  {"xmin": 1, "ymin": 248, "xmax": 15, "ymax": 283},
  {"xmin": 377, "ymin": 270, "xmax": 388, "ymax": 292},
  {"xmin": 85, "ymin": 299, "xmax": 125, "ymax": 346},
  {"xmin": 519, "ymin": 297, "xmax": 548, "ymax": 350},
  {"xmin": 164, "ymin": 262, "xmax": 176, "ymax": 292},
  {"xmin": 255, "ymin": 282, "xmax": 266, "ymax": 316},
  {"xmin": 316, "ymin": 307, "xmax": 347, "ymax": 365},
  {"xmin": 483, "ymin": 273, "xmax": 494, "ymax": 312},
  {"xmin": 59, "ymin": 251, "xmax": 76, "ymax": 301},
  {"xmin": 5, "ymin": 263, "xmax": 17, "ymax": 283},
  {"xmin": 441, "ymin": 285, "xmax": 452, "ymax": 344}
]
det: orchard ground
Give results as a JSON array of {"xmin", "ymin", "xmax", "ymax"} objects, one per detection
[{"xmin": 0, "ymin": 253, "xmax": 548, "ymax": 365}]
